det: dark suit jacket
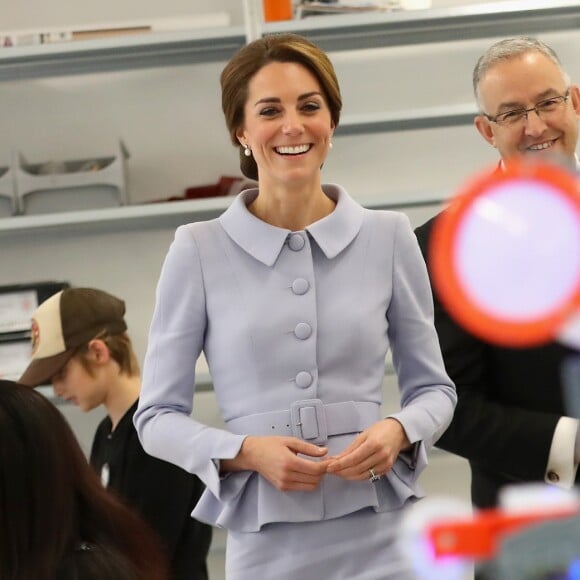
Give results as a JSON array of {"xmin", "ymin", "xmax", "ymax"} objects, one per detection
[{"xmin": 415, "ymin": 214, "xmax": 575, "ymax": 508}]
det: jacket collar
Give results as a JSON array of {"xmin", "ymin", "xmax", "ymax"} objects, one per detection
[{"xmin": 219, "ymin": 184, "xmax": 364, "ymax": 266}]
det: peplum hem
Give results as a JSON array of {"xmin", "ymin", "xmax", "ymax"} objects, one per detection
[{"xmin": 192, "ymin": 447, "xmax": 427, "ymax": 532}]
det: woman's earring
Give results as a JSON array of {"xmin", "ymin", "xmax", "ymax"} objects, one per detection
[
  {"xmin": 244, "ymin": 144, "xmax": 252, "ymax": 157},
  {"xmin": 328, "ymin": 142, "xmax": 333, "ymax": 150}
]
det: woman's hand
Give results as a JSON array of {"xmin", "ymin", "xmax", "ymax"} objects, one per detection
[
  {"xmin": 221, "ymin": 436, "xmax": 331, "ymax": 491},
  {"xmin": 325, "ymin": 418, "xmax": 411, "ymax": 481}
]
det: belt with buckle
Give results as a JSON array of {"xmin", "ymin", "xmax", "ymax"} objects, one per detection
[{"xmin": 226, "ymin": 399, "xmax": 380, "ymax": 445}]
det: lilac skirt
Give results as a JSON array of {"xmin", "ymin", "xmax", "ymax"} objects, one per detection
[{"xmin": 225, "ymin": 506, "xmax": 417, "ymax": 579}]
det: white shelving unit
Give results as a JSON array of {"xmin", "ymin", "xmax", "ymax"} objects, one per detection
[
  {"xmin": 266, "ymin": 0, "xmax": 580, "ymax": 51},
  {"xmin": 2, "ymin": 1, "xmax": 578, "ymax": 81},
  {"xmin": 0, "ymin": 195, "xmax": 233, "ymax": 238},
  {"xmin": 0, "ymin": 192, "xmax": 445, "ymax": 238},
  {"xmin": 0, "ymin": 0, "xmax": 578, "ymax": 234},
  {"xmin": 0, "ymin": 26, "xmax": 247, "ymax": 81}
]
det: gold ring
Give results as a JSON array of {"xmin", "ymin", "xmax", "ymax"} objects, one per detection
[{"xmin": 368, "ymin": 468, "xmax": 380, "ymax": 483}]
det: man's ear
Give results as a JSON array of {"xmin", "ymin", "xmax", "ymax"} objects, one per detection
[
  {"xmin": 474, "ymin": 115, "xmax": 496, "ymax": 148},
  {"xmin": 569, "ymin": 84, "xmax": 580, "ymax": 117},
  {"xmin": 86, "ymin": 339, "xmax": 111, "ymax": 364}
]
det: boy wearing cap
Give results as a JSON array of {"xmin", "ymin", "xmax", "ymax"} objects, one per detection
[{"xmin": 19, "ymin": 287, "xmax": 212, "ymax": 580}]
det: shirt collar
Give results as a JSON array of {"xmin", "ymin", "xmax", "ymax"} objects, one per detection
[
  {"xmin": 219, "ymin": 184, "xmax": 364, "ymax": 266},
  {"xmin": 499, "ymin": 153, "xmax": 580, "ymax": 171}
]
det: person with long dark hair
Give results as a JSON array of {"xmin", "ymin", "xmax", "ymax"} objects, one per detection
[{"xmin": 0, "ymin": 379, "xmax": 169, "ymax": 580}]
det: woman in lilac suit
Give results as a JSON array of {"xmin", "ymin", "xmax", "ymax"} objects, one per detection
[{"xmin": 135, "ymin": 33, "xmax": 456, "ymax": 579}]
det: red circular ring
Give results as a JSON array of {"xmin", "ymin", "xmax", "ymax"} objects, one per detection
[{"xmin": 430, "ymin": 159, "xmax": 580, "ymax": 347}]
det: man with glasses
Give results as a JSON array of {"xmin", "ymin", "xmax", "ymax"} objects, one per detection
[
  {"xmin": 415, "ymin": 37, "xmax": 580, "ymax": 510},
  {"xmin": 472, "ymin": 38, "xmax": 578, "ymax": 166}
]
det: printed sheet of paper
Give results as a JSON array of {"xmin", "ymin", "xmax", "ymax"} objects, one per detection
[{"xmin": 0, "ymin": 290, "xmax": 37, "ymax": 333}]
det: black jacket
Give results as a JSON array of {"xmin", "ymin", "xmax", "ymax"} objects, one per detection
[
  {"xmin": 415, "ymin": 214, "xmax": 575, "ymax": 508},
  {"xmin": 91, "ymin": 400, "xmax": 212, "ymax": 580}
]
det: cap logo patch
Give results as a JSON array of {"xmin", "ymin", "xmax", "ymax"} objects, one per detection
[{"xmin": 31, "ymin": 318, "xmax": 40, "ymax": 355}]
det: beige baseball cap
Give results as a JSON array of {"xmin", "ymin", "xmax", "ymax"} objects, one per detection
[{"xmin": 19, "ymin": 288, "xmax": 127, "ymax": 387}]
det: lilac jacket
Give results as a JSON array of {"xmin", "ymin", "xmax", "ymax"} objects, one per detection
[{"xmin": 134, "ymin": 185, "xmax": 456, "ymax": 532}]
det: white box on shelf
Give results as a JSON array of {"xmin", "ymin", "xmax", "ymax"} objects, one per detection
[
  {"xmin": 0, "ymin": 12, "xmax": 231, "ymax": 47},
  {"xmin": 0, "ymin": 166, "xmax": 15, "ymax": 217},
  {"xmin": 14, "ymin": 141, "xmax": 129, "ymax": 215}
]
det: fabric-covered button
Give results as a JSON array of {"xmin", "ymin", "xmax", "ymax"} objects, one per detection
[
  {"xmin": 294, "ymin": 323, "xmax": 312, "ymax": 340},
  {"xmin": 295, "ymin": 371, "xmax": 313, "ymax": 388},
  {"xmin": 292, "ymin": 278, "xmax": 309, "ymax": 295},
  {"xmin": 547, "ymin": 471, "xmax": 560, "ymax": 483},
  {"xmin": 288, "ymin": 233, "xmax": 305, "ymax": 251}
]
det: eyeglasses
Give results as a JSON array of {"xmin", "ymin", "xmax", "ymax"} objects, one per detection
[{"xmin": 484, "ymin": 89, "xmax": 570, "ymax": 127}]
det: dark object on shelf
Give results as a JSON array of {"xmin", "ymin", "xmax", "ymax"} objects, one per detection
[
  {"xmin": 184, "ymin": 175, "xmax": 249, "ymax": 199},
  {"xmin": 151, "ymin": 175, "xmax": 256, "ymax": 204}
]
